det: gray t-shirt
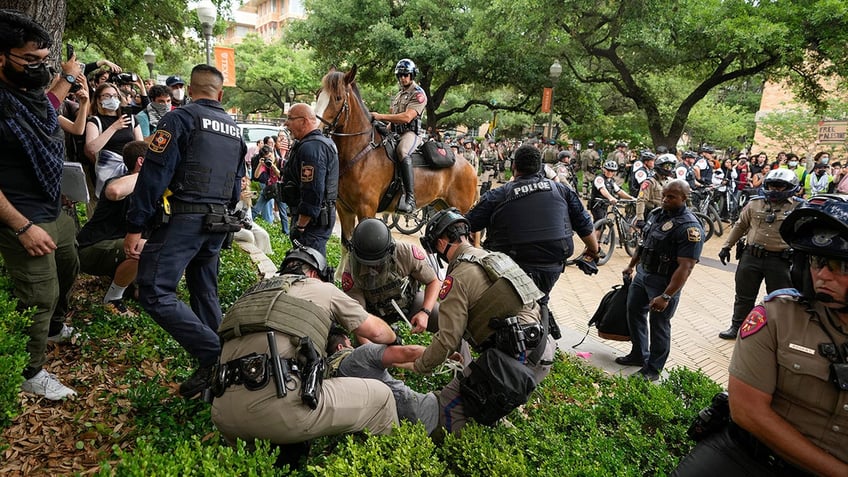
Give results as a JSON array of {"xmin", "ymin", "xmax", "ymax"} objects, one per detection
[{"xmin": 336, "ymin": 343, "xmax": 438, "ymax": 433}]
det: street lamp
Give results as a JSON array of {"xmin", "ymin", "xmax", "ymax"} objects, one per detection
[
  {"xmin": 548, "ymin": 59, "xmax": 562, "ymax": 140},
  {"xmin": 196, "ymin": 0, "xmax": 217, "ymax": 66},
  {"xmin": 143, "ymin": 47, "xmax": 156, "ymax": 80},
  {"xmin": 288, "ymin": 88, "xmax": 295, "ymax": 110}
]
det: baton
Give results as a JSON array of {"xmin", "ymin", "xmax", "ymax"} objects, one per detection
[{"xmin": 266, "ymin": 331, "xmax": 287, "ymax": 398}]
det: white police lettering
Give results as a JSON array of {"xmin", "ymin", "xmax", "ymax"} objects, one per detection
[
  {"xmin": 201, "ymin": 118, "xmax": 240, "ymax": 138},
  {"xmin": 512, "ymin": 180, "xmax": 552, "ymax": 197}
]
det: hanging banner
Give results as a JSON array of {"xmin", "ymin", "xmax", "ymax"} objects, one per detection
[
  {"xmin": 541, "ymin": 88, "xmax": 552, "ymax": 113},
  {"xmin": 214, "ymin": 47, "xmax": 236, "ymax": 87}
]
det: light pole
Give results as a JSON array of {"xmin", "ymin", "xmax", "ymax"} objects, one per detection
[
  {"xmin": 143, "ymin": 47, "xmax": 156, "ymax": 80},
  {"xmin": 196, "ymin": 0, "xmax": 217, "ymax": 66},
  {"xmin": 287, "ymin": 88, "xmax": 295, "ymax": 111},
  {"xmin": 548, "ymin": 59, "xmax": 562, "ymax": 140}
]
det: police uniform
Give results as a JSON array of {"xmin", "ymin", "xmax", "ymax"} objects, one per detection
[
  {"xmin": 463, "ymin": 148, "xmax": 478, "ymax": 171},
  {"xmin": 390, "ymin": 81, "xmax": 427, "ymax": 161},
  {"xmin": 479, "ymin": 147, "xmax": 498, "ymax": 187},
  {"xmin": 285, "ymin": 129, "xmax": 339, "ymax": 256},
  {"xmin": 341, "ymin": 242, "xmax": 439, "ymax": 328},
  {"xmin": 579, "ymin": 148, "xmax": 600, "ymax": 195},
  {"xmin": 694, "ymin": 156, "xmax": 713, "ymax": 185},
  {"xmin": 626, "ymin": 206, "xmax": 703, "ymax": 375},
  {"xmin": 590, "ymin": 174, "xmax": 623, "ymax": 221},
  {"xmin": 127, "ymin": 99, "xmax": 246, "ymax": 369},
  {"xmin": 211, "ymin": 275, "xmax": 398, "ymax": 445},
  {"xmin": 721, "ymin": 197, "xmax": 802, "ymax": 333},
  {"xmin": 631, "ymin": 164, "xmax": 653, "ymax": 190},
  {"xmin": 635, "ymin": 174, "xmax": 667, "ymax": 220},
  {"xmin": 676, "ymin": 162, "xmax": 699, "ymax": 189},
  {"xmin": 466, "ymin": 171, "xmax": 594, "ymax": 305},
  {"xmin": 413, "ymin": 243, "xmax": 555, "ymax": 433},
  {"xmin": 555, "ymin": 162, "xmax": 577, "ymax": 191},
  {"xmin": 672, "ymin": 290, "xmax": 847, "ymax": 475}
]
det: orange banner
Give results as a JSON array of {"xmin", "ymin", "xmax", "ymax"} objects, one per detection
[
  {"xmin": 541, "ymin": 87, "xmax": 552, "ymax": 113},
  {"xmin": 214, "ymin": 47, "xmax": 236, "ymax": 87}
]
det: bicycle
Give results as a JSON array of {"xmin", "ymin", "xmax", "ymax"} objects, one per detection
[
  {"xmin": 690, "ymin": 186, "xmax": 724, "ymax": 237},
  {"xmin": 392, "ymin": 202, "xmax": 439, "ymax": 235},
  {"xmin": 592, "ymin": 198, "xmax": 639, "ymax": 266}
]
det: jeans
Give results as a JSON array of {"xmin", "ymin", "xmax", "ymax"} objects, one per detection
[
  {"xmin": 278, "ymin": 201, "xmax": 290, "ymax": 235},
  {"xmin": 625, "ymin": 265, "xmax": 680, "ymax": 374},
  {"xmin": 252, "ymin": 183, "xmax": 276, "ymax": 223}
]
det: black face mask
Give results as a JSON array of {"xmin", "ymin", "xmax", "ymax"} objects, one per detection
[{"xmin": 3, "ymin": 60, "xmax": 53, "ymax": 90}]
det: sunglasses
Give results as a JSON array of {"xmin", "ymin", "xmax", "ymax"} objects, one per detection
[{"xmin": 809, "ymin": 255, "xmax": 848, "ymax": 275}]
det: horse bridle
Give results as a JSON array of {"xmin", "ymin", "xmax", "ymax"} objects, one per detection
[{"xmin": 318, "ymin": 88, "xmax": 372, "ymax": 138}]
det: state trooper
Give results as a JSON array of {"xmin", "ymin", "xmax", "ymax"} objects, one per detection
[
  {"xmin": 579, "ymin": 140, "xmax": 600, "ymax": 197},
  {"xmin": 635, "ymin": 153, "xmax": 676, "ymax": 224},
  {"xmin": 125, "ymin": 64, "xmax": 246, "ymax": 398},
  {"xmin": 478, "ymin": 141, "xmax": 499, "ymax": 194},
  {"xmin": 211, "ymin": 246, "xmax": 401, "ymax": 468},
  {"xmin": 717, "ymin": 169, "xmax": 804, "ymax": 339},
  {"xmin": 412, "ymin": 209, "xmax": 556, "ymax": 433},
  {"xmin": 342, "ymin": 218, "xmax": 441, "ymax": 333},
  {"xmin": 554, "ymin": 150, "xmax": 579, "ymax": 191},
  {"xmin": 372, "ymin": 59, "xmax": 427, "ymax": 213}
]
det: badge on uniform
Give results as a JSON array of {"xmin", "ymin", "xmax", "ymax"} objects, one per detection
[
  {"xmin": 301, "ymin": 165, "xmax": 314, "ymax": 182},
  {"xmin": 661, "ymin": 221, "xmax": 673, "ymax": 231},
  {"xmin": 412, "ymin": 245, "xmax": 425, "ymax": 260},
  {"xmin": 686, "ymin": 227, "xmax": 701, "ymax": 242},
  {"xmin": 739, "ymin": 305, "xmax": 767, "ymax": 339},
  {"xmin": 341, "ymin": 271, "xmax": 354, "ymax": 292},
  {"xmin": 149, "ymin": 130, "xmax": 172, "ymax": 153},
  {"xmin": 439, "ymin": 276, "xmax": 454, "ymax": 299}
]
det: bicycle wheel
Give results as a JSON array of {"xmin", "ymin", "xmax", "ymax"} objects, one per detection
[
  {"xmin": 622, "ymin": 218, "xmax": 640, "ymax": 257},
  {"xmin": 379, "ymin": 212, "xmax": 396, "ymax": 230},
  {"xmin": 693, "ymin": 212, "xmax": 714, "ymax": 242},
  {"xmin": 593, "ymin": 218, "xmax": 616, "ymax": 266},
  {"xmin": 392, "ymin": 207, "xmax": 428, "ymax": 234},
  {"xmin": 709, "ymin": 205, "xmax": 724, "ymax": 237}
]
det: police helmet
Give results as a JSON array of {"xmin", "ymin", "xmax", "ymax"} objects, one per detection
[
  {"xmin": 640, "ymin": 150, "xmax": 656, "ymax": 162},
  {"xmin": 279, "ymin": 245, "xmax": 334, "ymax": 282},
  {"xmin": 700, "ymin": 145, "xmax": 716, "ymax": 155},
  {"xmin": 394, "ymin": 59, "xmax": 418, "ymax": 79},
  {"xmin": 615, "ymin": 142, "xmax": 627, "ymax": 149},
  {"xmin": 762, "ymin": 168, "xmax": 800, "ymax": 201},
  {"xmin": 602, "ymin": 160, "xmax": 618, "ymax": 172},
  {"xmin": 421, "ymin": 207, "xmax": 470, "ymax": 254},
  {"xmin": 655, "ymin": 145, "xmax": 669, "ymax": 155},
  {"xmin": 780, "ymin": 195, "xmax": 848, "ymax": 260},
  {"xmin": 654, "ymin": 153, "xmax": 677, "ymax": 177},
  {"xmin": 557, "ymin": 150, "xmax": 572, "ymax": 161},
  {"xmin": 587, "ymin": 140, "xmax": 595, "ymax": 148},
  {"xmin": 683, "ymin": 150, "xmax": 699, "ymax": 160},
  {"xmin": 350, "ymin": 218, "xmax": 395, "ymax": 266}
]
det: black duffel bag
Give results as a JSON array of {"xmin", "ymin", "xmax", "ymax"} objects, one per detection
[
  {"xmin": 423, "ymin": 140, "xmax": 456, "ymax": 168},
  {"xmin": 459, "ymin": 348, "xmax": 536, "ymax": 426}
]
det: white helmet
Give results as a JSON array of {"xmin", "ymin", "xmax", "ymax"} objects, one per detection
[{"xmin": 763, "ymin": 168, "xmax": 800, "ymax": 201}]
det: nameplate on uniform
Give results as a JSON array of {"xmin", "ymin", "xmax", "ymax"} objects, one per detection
[
  {"xmin": 788, "ymin": 343, "xmax": 815, "ymax": 355},
  {"xmin": 201, "ymin": 118, "xmax": 240, "ymax": 138},
  {"xmin": 512, "ymin": 180, "xmax": 552, "ymax": 198}
]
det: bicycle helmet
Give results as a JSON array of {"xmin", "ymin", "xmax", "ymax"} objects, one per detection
[
  {"xmin": 279, "ymin": 245, "xmax": 334, "ymax": 282},
  {"xmin": 682, "ymin": 150, "xmax": 699, "ymax": 160},
  {"xmin": 421, "ymin": 207, "xmax": 470, "ymax": 255},
  {"xmin": 350, "ymin": 218, "xmax": 395, "ymax": 266},
  {"xmin": 602, "ymin": 160, "xmax": 618, "ymax": 171},
  {"xmin": 654, "ymin": 153, "xmax": 677, "ymax": 177},
  {"xmin": 640, "ymin": 150, "xmax": 656, "ymax": 162},
  {"xmin": 700, "ymin": 145, "xmax": 716, "ymax": 155},
  {"xmin": 394, "ymin": 59, "xmax": 418, "ymax": 79},
  {"xmin": 762, "ymin": 168, "xmax": 800, "ymax": 202}
]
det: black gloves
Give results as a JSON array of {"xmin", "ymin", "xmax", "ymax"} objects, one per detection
[
  {"xmin": 575, "ymin": 254, "xmax": 599, "ymax": 276},
  {"xmin": 290, "ymin": 226, "xmax": 303, "ymax": 241},
  {"xmin": 718, "ymin": 247, "xmax": 731, "ymax": 265}
]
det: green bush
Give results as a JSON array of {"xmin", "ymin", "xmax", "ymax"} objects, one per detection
[{"xmin": 0, "ymin": 274, "xmax": 31, "ymax": 429}]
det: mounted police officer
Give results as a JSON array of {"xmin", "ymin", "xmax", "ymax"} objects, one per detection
[
  {"xmin": 717, "ymin": 169, "xmax": 803, "ymax": 339},
  {"xmin": 672, "ymin": 195, "xmax": 848, "ymax": 476},
  {"xmin": 211, "ymin": 246, "xmax": 401, "ymax": 468},
  {"xmin": 342, "ymin": 218, "xmax": 441, "ymax": 333},
  {"xmin": 125, "ymin": 64, "xmax": 246, "ymax": 398},
  {"xmin": 372, "ymin": 59, "xmax": 427, "ymax": 213},
  {"xmin": 617, "ymin": 180, "xmax": 704, "ymax": 381},
  {"xmin": 635, "ymin": 153, "xmax": 676, "ymax": 224},
  {"xmin": 411, "ymin": 209, "xmax": 556, "ymax": 433}
]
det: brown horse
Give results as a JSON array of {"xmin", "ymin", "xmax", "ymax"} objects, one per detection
[{"xmin": 315, "ymin": 66, "xmax": 478, "ymax": 247}]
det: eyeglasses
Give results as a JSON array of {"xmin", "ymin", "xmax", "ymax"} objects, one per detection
[
  {"xmin": 396, "ymin": 73, "xmax": 411, "ymax": 78},
  {"xmin": 286, "ymin": 116, "xmax": 305, "ymax": 122},
  {"xmin": 5, "ymin": 51, "xmax": 52, "ymax": 70},
  {"xmin": 809, "ymin": 255, "xmax": 848, "ymax": 275}
]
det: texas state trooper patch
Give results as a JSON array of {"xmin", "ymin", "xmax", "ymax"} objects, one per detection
[
  {"xmin": 301, "ymin": 165, "xmax": 314, "ymax": 182},
  {"xmin": 341, "ymin": 271, "xmax": 354, "ymax": 292},
  {"xmin": 687, "ymin": 227, "xmax": 701, "ymax": 242},
  {"xmin": 739, "ymin": 305, "xmax": 767, "ymax": 339},
  {"xmin": 149, "ymin": 130, "xmax": 172, "ymax": 153},
  {"xmin": 439, "ymin": 276, "xmax": 454, "ymax": 299},
  {"xmin": 412, "ymin": 245, "xmax": 425, "ymax": 260}
]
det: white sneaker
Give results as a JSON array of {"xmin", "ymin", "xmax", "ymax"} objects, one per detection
[
  {"xmin": 21, "ymin": 369, "xmax": 77, "ymax": 400},
  {"xmin": 46, "ymin": 324, "xmax": 79, "ymax": 343}
]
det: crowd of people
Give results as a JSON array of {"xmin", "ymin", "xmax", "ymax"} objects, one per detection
[{"xmin": 1, "ymin": 9, "xmax": 846, "ymax": 474}]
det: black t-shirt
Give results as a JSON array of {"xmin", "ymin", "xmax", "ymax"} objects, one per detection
[
  {"xmin": 88, "ymin": 114, "xmax": 137, "ymax": 155},
  {"xmin": 0, "ymin": 118, "xmax": 61, "ymax": 223},
  {"xmin": 76, "ymin": 175, "xmax": 131, "ymax": 247}
]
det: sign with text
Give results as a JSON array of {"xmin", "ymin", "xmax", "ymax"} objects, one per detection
[
  {"xmin": 541, "ymin": 87, "xmax": 552, "ymax": 113},
  {"xmin": 214, "ymin": 47, "xmax": 236, "ymax": 87},
  {"xmin": 818, "ymin": 120, "xmax": 847, "ymax": 144}
]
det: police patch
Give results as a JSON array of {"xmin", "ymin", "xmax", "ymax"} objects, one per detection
[
  {"xmin": 439, "ymin": 276, "xmax": 454, "ymax": 299},
  {"xmin": 416, "ymin": 92, "xmax": 426, "ymax": 104},
  {"xmin": 640, "ymin": 180, "xmax": 651, "ymax": 191},
  {"xmin": 412, "ymin": 245, "xmax": 425, "ymax": 260},
  {"xmin": 301, "ymin": 165, "xmax": 314, "ymax": 182},
  {"xmin": 739, "ymin": 305, "xmax": 767, "ymax": 339},
  {"xmin": 662, "ymin": 221, "xmax": 673, "ymax": 231},
  {"xmin": 341, "ymin": 271, "xmax": 354, "ymax": 292},
  {"xmin": 686, "ymin": 226, "xmax": 701, "ymax": 243},
  {"xmin": 149, "ymin": 130, "xmax": 172, "ymax": 153}
]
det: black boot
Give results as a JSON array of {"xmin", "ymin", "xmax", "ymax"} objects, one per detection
[
  {"xmin": 179, "ymin": 364, "xmax": 215, "ymax": 398},
  {"xmin": 397, "ymin": 157, "xmax": 416, "ymax": 213},
  {"xmin": 718, "ymin": 324, "xmax": 740, "ymax": 340}
]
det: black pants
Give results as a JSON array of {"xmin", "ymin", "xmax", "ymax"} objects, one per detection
[{"xmin": 730, "ymin": 251, "xmax": 792, "ymax": 327}]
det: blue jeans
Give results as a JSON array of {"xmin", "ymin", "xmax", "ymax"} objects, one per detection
[
  {"xmin": 625, "ymin": 265, "xmax": 680, "ymax": 374},
  {"xmin": 136, "ymin": 213, "xmax": 225, "ymax": 367},
  {"xmin": 278, "ymin": 202, "xmax": 289, "ymax": 235},
  {"xmin": 252, "ymin": 183, "xmax": 276, "ymax": 223}
]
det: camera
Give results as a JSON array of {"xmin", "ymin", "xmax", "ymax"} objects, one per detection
[
  {"xmin": 687, "ymin": 391, "xmax": 730, "ymax": 441},
  {"xmin": 112, "ymin": 72, "xmax": 138, "ymax": 84},
  {"xmin": 263, "ymin": 158, "xmax": 273, "ymax": 167}
]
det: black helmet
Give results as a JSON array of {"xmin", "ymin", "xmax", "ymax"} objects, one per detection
[
  {"xmin": 394, "ymin": 58, "xmax": 418, "ymax": 79},
  {"xmin": 279, "ymin": 244, "xmax": 334, "ymax": 282},
  {"xmin": 350, "ymin": 218, "xmax": 395, "ymax": 266},
  {"xmin": 654, "ymin": 153, "xmax": 677, "ymax": 177},
  {"xmin": 683, "ymin": 150, "xmax": 698, "ymax": 160},
  {"xmin": 700, "ymin": 145, "xmax": 716, "ymax": 155},
  {"xmin": 421, "ymin": 207, "xmax": 470, "ymax": 254},
  {"xmin": 780, "ymin": 195, "xmax": 848, "ymax": 260},
  {"xmin": 640, "ymin": 150, "xmax": 656, "ymax": 162},
  {"xmin": 655, "ymin": 145, "xmax": 669, "ymax": 155},
  {"xmin": 557, "ymin": 150, "xmax": 572, "ymax": 160}
]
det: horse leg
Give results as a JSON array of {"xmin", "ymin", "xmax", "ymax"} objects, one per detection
[{"xmin": 334, "ymin": 203, "xmax": 358, "ymax": 281}]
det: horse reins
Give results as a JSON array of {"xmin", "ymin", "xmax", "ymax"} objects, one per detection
[{"xmin": 321, "ymin": 88, "xmax": 389, "ymax": 178}]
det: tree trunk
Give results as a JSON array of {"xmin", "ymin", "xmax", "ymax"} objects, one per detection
[{"xmin": 0, "ymin": 0, "xmax": 67, "ymax": 62}]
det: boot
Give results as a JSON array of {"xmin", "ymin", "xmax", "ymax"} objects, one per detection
[
  {"xmin": 718, "ymin": 324, "xmax": 740, "ymax": 340},
  {"xmin": 397, "ymin": 157, "xmax": 416, "ymax": 213}
]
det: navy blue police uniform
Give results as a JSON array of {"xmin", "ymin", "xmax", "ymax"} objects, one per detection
[
  {"xmin": 466, "ymin": 171, "xmax": 594, "ymax": 305},
  {"xmin": 126, "ymin": 99, "xmax": 246, "ymax": 369},
  {"xmin": 286, "ymin": 129, "xmax": 338, "ymax": 256}
]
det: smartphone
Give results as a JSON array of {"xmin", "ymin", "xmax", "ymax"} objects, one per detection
[
  {"xmin": 121, "ymin": 106, "xmax": 135, "ymax": 117},
  {"xmin": 66, "ymin": 43, "xmax": 74, "ymax": 61}
]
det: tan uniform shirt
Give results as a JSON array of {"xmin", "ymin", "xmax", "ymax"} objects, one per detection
[
  {"xmin": 413, "ymin": 243, "xmax": 540, "ymax": 374},
  {"xmin": 722, "ymin": 197, "xmax": 801, "ymax": 252},
  {"xmin": 635, "ymin": 175, "xmax": 666, "ymax": 218},
  {"xmin": 390, "ymin": 81, "xmax": 427, "ymax": 118},
  {"xmin": 729, "ymin": 295, "xmax": 848, "ymax": 462},
  {"xmin": 342, "ymin": 242, "xmax": 438, "ymax": 309}
]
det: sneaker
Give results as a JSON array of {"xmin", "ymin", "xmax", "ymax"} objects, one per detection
[
  {"xmin": 46, "ymin": 323, "xmax": 79, "ymax": 343},
  {"xmin": 614, "ymin": 354, "xmax": 644, "ymax": 366},
  {"xmin": 105, "ymin": 299, "xmax": 134, "ymax": 316},
  {"xmin": 21, "ymin": 369, "xmax": 77, "ymax": 400},
  {"xmin": 179, "ymin": 365, "xmax": 215, "ymax": 399}
]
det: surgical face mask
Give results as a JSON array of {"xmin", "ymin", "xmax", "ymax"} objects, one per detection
[
  {"xmin": 788, "ymin": 161, "xmax": 798, "ymax": 168},
  {"xmin": 2, "ymin": 61, "xmax": 52, "ymax": 90},
  {"xmin": 820, "ymin": 157, "xmax": 830, "ymax": 165},
  {"xmin": 100, "ymin": 97, "xmax": 120, "ymax": 111},
  {"xmin": 172, "ymin": 87, "xmax": 185, "ymax": 101}
]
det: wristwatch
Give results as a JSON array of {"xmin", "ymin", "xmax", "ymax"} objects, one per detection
[
  {"xmin": 660, "ymin": 293, "xmax": 672, "ymax": 301},
  {"xmin": 64, "ymin": 74, "xmax": 76, "ymax": 84}
]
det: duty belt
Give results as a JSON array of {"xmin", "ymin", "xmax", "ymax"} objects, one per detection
[
  {"xmin": 727, "ymin": 422, "xmax": 813, "ymax": 476},
  {"xmin": 170, "ymin": 199, "xmax": 227, "ymax": 215},
  {"xmin": 745, "ymin": 244, "xmax": 791, "ymax": 260},
  {"xmin": 211, "ymin": 352, "xmax": 299, "ymax": 395}
]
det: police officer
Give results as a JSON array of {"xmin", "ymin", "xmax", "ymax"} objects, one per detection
[
  {"xmin": 631, "ymin": 150, "xmax": 656, "ymax": 190},
  {"xmin": 697, "ymin": 145, "xmax": 716, "ymax": 186},
  {"xmin": 282, "ymin": 103, "xmax": 339, "ymax": 256},
  {"xmin": 125, "ymin": 64, "xmax": 246, "ymax": 398},
  {"xmin": 412, "ymin": 208, "xmax": 556, "ymax": 433},
  {"xmin": 542, "ymin": 139, "xmax": 558, "ymax": 164},
  {"xmin": 676, "ymin": 151, "xmax": 702, "ymax": 189},
  {"xmin": 579, "ymin": 140, "xmax": 600, "ymax": 197},
  {"xmin": 554, "ymin": 150, "xmax": 578, "ymax": 191},
  {"xmin": 717, "ymin": 169, "xmax": 803, "ymax": 339},
  {"xmin": 479, "ymin": 141, "xmax": 499, "ymax": 193},
  {"xmin": 372, "ymin": 59, "xmax": 427, "ymax": 213},
  {"xmin": 672, "ymin": 195, "xmax": 848, "ymax": 476},
  {"xmin": 211, "ymin": 246, "xmax": 401, "ymax": 466},
  {"xmin": 590, "ymin": 161, "xmax": 636, "ymax": 238},
  {"xmin": 616, "ymin": 180, "xmax": 704, "ymax": 381},
  {"xmin": 466, "ymin": 144, "xmax": 599, "ymax": 311},
  {"xmin": 342, "ymin": 218, "xmax": 441, "ymax": 333},
  {"xmin": 635, "ymin": 153, "xmax": 676, "ymax": 224}
]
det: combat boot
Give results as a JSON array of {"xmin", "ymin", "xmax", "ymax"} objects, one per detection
[
  {"xmin": 718, "ymin": 324, "xmax": 740, "ymax": 340},
  {"xmin": 397, "ymin": 157, "xmax": 416, "ymax": 213}
]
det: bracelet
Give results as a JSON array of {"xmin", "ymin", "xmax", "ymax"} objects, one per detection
[
  {"xmin": 420, "ymin": 308, "xmax": 432, "ymax": 317},
  {"xmin": 14, "ymin": 220, "xmax": 33, "ymax": 237}
]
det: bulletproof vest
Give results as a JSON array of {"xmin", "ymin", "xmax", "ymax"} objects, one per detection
[
  {"xmin": 590, "ymin": 176, "xmax": 618, "ymax": 203},
  {"xmin": 639, "ymin": 208, "xmax": 700, "ymax": 276},
  {"xmin": 218, "ymin": 275, "xmax": 334, "ymax": 356},
  {"xmin": 349, "ymin": 256, "xmax": 419, "ymax": 319},
  {"xmin": 486, "ymin": 175, "xmax": 571, "ymax": 250},
  {"xmin": 170, "ymin": 103, "xmax": 242, "ymax": 203},
  {"xmin": 289, "ymin": 133, "xmax": 339, "ymax": 202}
]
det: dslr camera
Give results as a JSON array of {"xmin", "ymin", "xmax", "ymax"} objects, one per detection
[{"xmin": 111, "ymin": 72, "xmax": 138, "ymax": 84}]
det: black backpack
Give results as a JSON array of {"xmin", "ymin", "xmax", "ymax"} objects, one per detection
[{"xmin": 574, "ymin": 277, "xmax": 631, "ymax": 347}]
